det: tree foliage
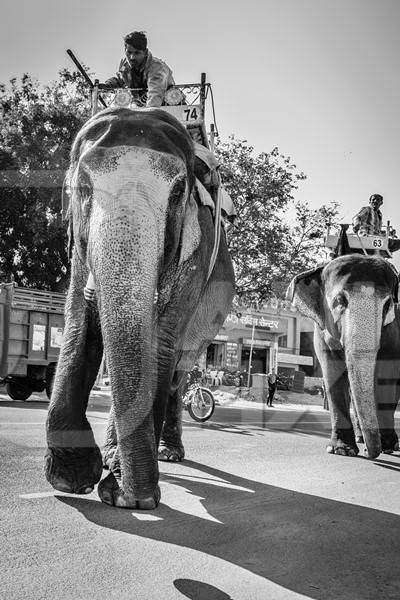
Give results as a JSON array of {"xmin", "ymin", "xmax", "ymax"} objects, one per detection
[
  {"xmin": 0, "ymin": 70, "xmax": 90, "ymax": 289},
  {"xmin": 0, "ymin": 71, "xmax": 338, "ymax": 297},
  {"xmin": 215, "ymin": 136, "xmax": 338, "ymax": 304}
]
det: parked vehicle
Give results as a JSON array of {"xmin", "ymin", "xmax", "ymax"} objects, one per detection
[
  {"xmin": 182, "ymin": 382, "xmax": 215, "ymax": 422},
  {"xmin": 0, "ymin": 283, "xmax": 65, "ymax": 400}
]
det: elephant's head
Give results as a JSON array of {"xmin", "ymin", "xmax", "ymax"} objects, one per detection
[{"xmin": 287, "ymin": 255, "xmax": 399, "ymax": 458}]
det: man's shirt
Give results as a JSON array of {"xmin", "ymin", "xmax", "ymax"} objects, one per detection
[
  {"xmin": 104, "ymin": 51, "xmax": 175, "ymax": 107},
  {"xmin": 352, "ymin": 206, "xmax": 382, "ymax": 236}
]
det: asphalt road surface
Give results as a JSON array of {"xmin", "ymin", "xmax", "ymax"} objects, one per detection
[{"xmin": 1, "ymin": 389, "xmax": 400, "ymax": 600}]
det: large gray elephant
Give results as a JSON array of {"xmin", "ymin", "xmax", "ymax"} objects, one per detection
[
  {"xmin": 45, "ymin": 107, "xmax": 235, "ymax": 509},
  {"xmin": 287, "ymin": 254, "xmax": 400, "ymax": 459}
]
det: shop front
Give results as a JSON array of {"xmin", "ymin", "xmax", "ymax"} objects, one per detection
[
  {"xmin": 203, "ymin": 311, "xmax": 288, "ymax": 375},
  {"xmin": 199, "ymin": 306, "xmax": 316, "ymax": 378}
]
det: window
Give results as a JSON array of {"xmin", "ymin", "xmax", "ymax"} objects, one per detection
[{"xmin": 278, "ymin": 335, "xmax": 287, "ymax": 348}]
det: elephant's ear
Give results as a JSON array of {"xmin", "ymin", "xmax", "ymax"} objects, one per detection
[
  {"xmin": 61, "ymin": 171, "xmax": 74, "ymax": 259},
  {"xmin": 178, "ymin": 191, "xmax": 202, "ymax": 265},
  {"xmin": 286, "ymin": 266, "xmax": 325, "ymax": 329},
  {"xmin": 387, "ymin": 262, "xmax": 399, "ymax": 303}
]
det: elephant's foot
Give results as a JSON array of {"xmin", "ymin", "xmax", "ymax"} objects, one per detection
[
  {"xmin": 45, "ymin": 446, "xmax": 103, "ymax": 494},
  {"xmin": 98, "ymin": 472, "xmax": 161, "ymax": 509},
  {"xmin": 158, "ymin": 442, "xmax": 185, "ymax": 462},
  {"xmin": 382, "ymin": 442, "xmax": 400, "ymax": 455},
  {"xmin": 381, "ymin": 433, "xmax": 400, "ymax": 455},
  {"xmin": 326, "ymin": 440, "xmax": 359, "ymax": 457}
]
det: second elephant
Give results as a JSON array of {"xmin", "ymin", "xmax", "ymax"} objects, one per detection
[{"xmin": 287, "ymin": 254, "xmax": 400, "ymax": 459}]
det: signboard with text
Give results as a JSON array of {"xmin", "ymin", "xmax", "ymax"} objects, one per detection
[
  {"xmin": 223, "ymin": 312, "xmax": 288, "ymax": 334},
  {"xmin": 226, "ymin": 342, "xmax": 240, "ymax": 369}
]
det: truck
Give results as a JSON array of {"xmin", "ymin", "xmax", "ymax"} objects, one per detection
[{"xmin": 0, "ymin": 283, "xmax": 65, "ymax": 400}]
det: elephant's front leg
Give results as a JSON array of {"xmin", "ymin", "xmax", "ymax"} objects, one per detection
[
  {"xmin": 159, "ymin": 258, "xmax": 235, "ymax": 462},
  {"xmin": 158, "ymin": 370, "xmax": 186, "ymax": 462},
  {"xmin": 96, "ymin": 304, "xmax": 162, "ymax": 509},
  {"xmin": 45, "ymin": 255, "xmax": 104, "ymax": 494},
  {"xmin": 315, "ymin": 331, "xmax": 359, "ymax": 456}
]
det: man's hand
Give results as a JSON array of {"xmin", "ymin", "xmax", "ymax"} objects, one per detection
[{"xmin": 84, "ymin": 286, "xmax": 95, "ymax": 302}]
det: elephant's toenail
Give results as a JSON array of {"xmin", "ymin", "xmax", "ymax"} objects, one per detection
[{"xmin": 54, "ymin": 482, "xmax": 73, "ymax": 492}]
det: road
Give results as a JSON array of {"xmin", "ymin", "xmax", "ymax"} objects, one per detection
[{"xmin": 1, "ymin": 389, "xmax": 400, "ymax": 600}]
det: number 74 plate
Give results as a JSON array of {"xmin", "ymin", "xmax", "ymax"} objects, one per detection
[{"xmin": 162, "ymin": 104, "xmax": 202, "ymax": 125}]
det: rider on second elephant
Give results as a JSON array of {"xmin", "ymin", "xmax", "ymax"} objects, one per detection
[{"xmin": 352, "ymin": 193, "xmax": 384, "ymax": 236}]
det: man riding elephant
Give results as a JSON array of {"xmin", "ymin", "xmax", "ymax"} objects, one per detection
[
  {"xmin": 352, "ymin": 193, "xmax": 383, "ymax": 236},
  {"xmin": 100, "ymin": 30, "xmax": 175, "ymax": 107}
]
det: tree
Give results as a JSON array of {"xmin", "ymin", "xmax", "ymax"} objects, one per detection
[
  {"xmin": 275, "ymin": 200, "xmax": 339, "ymax": 297},
  {"xmin": 0, "ymin": 70, "xmax": 91, "ymax": 290},
  {"xmin": 0, "ymin": 73, "xmax": 338, "ymax": 296},
  {"xmin": 214, "ymin": 136, "xmax": 338, "ymax": 304}
]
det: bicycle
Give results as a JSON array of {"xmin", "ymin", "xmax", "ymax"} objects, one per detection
[{"xmin": 182, "ymin": 382, "xmax": 215, "ymax": 422}]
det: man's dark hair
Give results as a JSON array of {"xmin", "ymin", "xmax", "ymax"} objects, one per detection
[
  {"xmin": 124, "ymin": 31, "xmax": 147, "ymax": 50},
  {"xmin": 369, "ymin": 193, "xmax": 383, "ymax": 203}
]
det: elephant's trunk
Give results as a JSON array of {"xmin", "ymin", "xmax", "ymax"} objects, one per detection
[
  {"xmin": 94, "ymin": 199, "xmax": 160, "ymax": 413},
  {"xmin": 346, "ymin": 351, "xmax": 381, "ymax": 458},
  {"xmin": 84, "ymin": 151, "xmax": 177, "ymax": 497},
  {"xmin": 344, "ymin": 301, "xmax": 382, "ymax": 458}
]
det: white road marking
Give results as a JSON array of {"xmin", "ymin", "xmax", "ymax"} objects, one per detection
[
  {"xmin": 1, "ymin": 422, "xmax": 106, "ymax": 426},
  {"xmin": 130, "ymin": 512, "xmax": 163, "ymax": 521},
  {"xmin": 19, "ymin": 491, "xmax": 97, "ymax": 500},
  {"xmin": 1, "ymin": 423, "xmax": 45, "ymax": 425},
  {"xmin": 165, "ymin": 473, "xmax": 254, "ymax": 493}
]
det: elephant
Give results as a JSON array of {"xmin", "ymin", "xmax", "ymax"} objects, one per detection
[
  {"xmin": 286, "ymin": 254, "xmax": 400, "ymax": 459},
  {"xmin": 45, "ymin": 107, "xmax": 235, "ymax": 509}
]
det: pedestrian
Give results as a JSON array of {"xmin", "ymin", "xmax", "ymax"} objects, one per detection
[{"xmin": 266, "ymin": 369, "xmax": 278, "ymax": 407}]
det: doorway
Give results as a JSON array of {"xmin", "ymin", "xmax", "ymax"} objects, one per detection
[
  {"xmin": 241, "ymin": 346, "xmax": 269, "ymax": 374},
  {"xmin": 206, "ymin": 342, "xmax": 226, "ymax": 368}
]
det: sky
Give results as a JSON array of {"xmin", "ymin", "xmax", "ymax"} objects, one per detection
[{"xmin": 1, "ymin": 0, "xmax": 400, "ymax": 263}]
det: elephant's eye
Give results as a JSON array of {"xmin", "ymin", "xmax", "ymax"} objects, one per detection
[
  {"xmin": 332, "ymin": 293, "xmax": 348, "ymax": 312},
  {"xmin": 169, "ymin": 175, "xmax": 186, "ymax": 205}
]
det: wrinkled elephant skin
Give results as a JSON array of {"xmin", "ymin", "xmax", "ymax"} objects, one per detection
[
  {"xmin": 45, "ymin": 108, "xmax": 235, "ymax": 508},
  {"xmin": 287, "ymin": 255, "xmax": 400, "ymax": 459}
]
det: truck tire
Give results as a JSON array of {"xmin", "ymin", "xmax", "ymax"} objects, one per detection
[
  {"xmin": 6, "ymin": 380, "xmax": 32, "ymax": 401},
  {"xmin": 45, "ymin": 364, "xmax": 57, "ymax": 400}
]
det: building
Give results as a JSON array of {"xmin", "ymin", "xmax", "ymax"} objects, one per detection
[{"xmin": 200, "ymin": 300, "xmax": 316, "ymax": 378}]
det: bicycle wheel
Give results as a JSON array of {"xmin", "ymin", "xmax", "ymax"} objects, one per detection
[{"xmin": 187, "ymin": 387, "xmax": 215, "ymax": 422}]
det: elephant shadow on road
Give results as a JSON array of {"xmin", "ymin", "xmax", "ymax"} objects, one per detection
[{"xmin": 58, "ymin": 458, "xmax": 400, "ymax": 600}]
